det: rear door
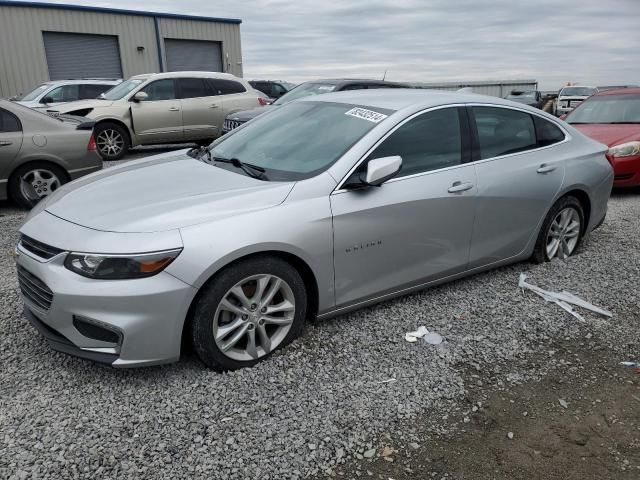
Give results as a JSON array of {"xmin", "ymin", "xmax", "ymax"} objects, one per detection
[
  {"xmin": 0, "ymin": 108, "xmax": 24, "ymax": 190},
  {"xmin": 331, "ymin": 106, "xmax": 477, "ymax": 306},
  {"xmin": 467, "ymin": 106, "xmax": 566, "ymax": 267},
  {"xmin": 178, "ymin": 78, "xmax": 220, "ymax": 140},
  {"xmin": 211, "ymin": 79, "xmax": 258, "ymax": 129},
  {"xmin": 130, "ymin": 79, "xmax": 183, "ymax": 143}
]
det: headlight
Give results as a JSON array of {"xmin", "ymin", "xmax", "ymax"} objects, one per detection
[
  {"xmin": 64, "ymin": 249, "xmax": 182, "ymax": 279},
  {"xmin": 608, "ymin": 141, "xmax": 640, "ymax": 158}
]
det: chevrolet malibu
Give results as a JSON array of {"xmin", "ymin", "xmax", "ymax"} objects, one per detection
[{"xmin": 16, "ymin": 90, "xmax": 613, "ymax": 370}]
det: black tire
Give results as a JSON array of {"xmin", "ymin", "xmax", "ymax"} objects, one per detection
[
  {"xmin": 8, "ymin": 161, "xmax": 68, "ymax": 209},
  {"xmin": 192, "ymin": 256, "xmax": 307, "ymax": 371},
  {"xmin": 94, "ymin": 122, "xmax": 130, "ymax": 161},
  {"xmin": 531, "ymin": 195, "xmax": 584, "ymax": 264}
]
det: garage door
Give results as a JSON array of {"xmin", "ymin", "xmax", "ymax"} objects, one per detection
[
  {"xmin": 43, "ymin": 32, "xmax": 123, "ymax": 80},
  {"xmin": 165, "ymin": 39, "xmax": 223, "ymax": 72}
]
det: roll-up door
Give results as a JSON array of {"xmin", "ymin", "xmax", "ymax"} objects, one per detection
[
  {"xmin": 165, "ymin": 39, "xmax": 223, "ymax": 72},
  {"xmin": 43, "ymin": 32, "xmax": 122, "ymax": 80}
]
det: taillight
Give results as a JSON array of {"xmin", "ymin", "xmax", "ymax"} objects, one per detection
[
  {"xmin": 258, "ymin": 97, "xmax": 268, "ymax": 106},
  {"xmin": 87, "ymin": 135, "xmax": 96, "ymax": 151}
]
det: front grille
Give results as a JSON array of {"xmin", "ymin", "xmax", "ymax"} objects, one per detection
[
  {"xmin": 19, "ymin": 235, "xmax": 64, "ymax": 260},
  {"xmin": 223, "ymin": 119, "xmax": 245, "ymax": 132},
  {"xmin": 17, "ymin": 266, "xmax": 54, "ymax": 312}
]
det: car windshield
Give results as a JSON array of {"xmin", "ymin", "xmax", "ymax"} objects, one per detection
[
  {"xmin": 560, "ymin": 87, "xmax": 596, "ymax": 97},
  {"xmin": 17, "ymin": 84, "xmax": 50, "ymax": 101},
  {"xmin": 507, "ymin": 92, "xmax": 536, "ymax": 99},
  {"xmin": 272, "ymin": 83, "xmax": 338, "ymax": 105},
  {"xmin": 281, "ymin": 81, "xmax": 296, "ymax": 90},
  {"xmin": 102, "ymin": 79, "xmax": 144, "ymax": 100},
  {"xmin": 208, "ymin": 101, "xmax": 393, "ymax": 181},
  {"xmin": 566, "ymin": 95, "xmax": 640, "ymax": 124}
]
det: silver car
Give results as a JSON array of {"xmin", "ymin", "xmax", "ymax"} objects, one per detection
[
  {"xmin": 17, "ymin": 90, "xmax": 613, "ymax": 370},
  {"xmin": 1, "ymin": 100, "xmax": 102, "ymax": 208}
]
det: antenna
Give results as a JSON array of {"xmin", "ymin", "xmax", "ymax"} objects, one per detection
[{"xmin": 382, "ymin": 70, "xmax": 387, "ymax": 81}]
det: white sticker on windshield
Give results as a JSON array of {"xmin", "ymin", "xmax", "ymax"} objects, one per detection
[
  {"xmin": 345, "ymin": 107, "xmax": 388, "ymax": 123},
  {"xmin": 318, "ymin": 86, "xmax": 335, "ymax": 91}
]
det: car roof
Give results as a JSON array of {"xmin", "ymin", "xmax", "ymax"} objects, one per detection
[
  {"xmin": 592, "ymin": 87, "xmax": 640, "ymax": 96},
  {"xmin": 132, "ymin": 71, "xmax": 245, "ymax": 81},
  {"xmin": 299, "ymin": 88, "xmax": 512, "ymax": 112},
  {"xmin": 43, "ymin": 79, "xmax": 121, "ymax": 85},
  {"xmin": 560, "ymin": 85, "xmax": 597, "ymax": 90}
]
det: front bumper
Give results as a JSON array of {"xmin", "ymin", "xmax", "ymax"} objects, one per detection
[{"xmin": 16, "ymin": 245, "xmax": 197, "ymax": 367}]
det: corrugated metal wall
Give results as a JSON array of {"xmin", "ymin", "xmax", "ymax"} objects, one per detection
[
  {"xmin": 0, "ymin": 4, "xmax": 243, "ymax": 98},
  {"xmin": 412, "ymin": 80, "xmax": 538, "ymax": 98}
]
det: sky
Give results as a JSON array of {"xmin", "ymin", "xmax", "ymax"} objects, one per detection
[{"xmin": 23, "ymin": 0, "xmax": 640, "ymax": 90}]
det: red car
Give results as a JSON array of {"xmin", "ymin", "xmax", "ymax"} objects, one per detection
[{"xmin": 564, "ymin": 88, "xmax": 640, "ymax": 187}]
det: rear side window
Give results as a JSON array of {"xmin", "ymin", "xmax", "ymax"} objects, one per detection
[
  {"xmin": 209, "ymin": 79, "xmax": 246, "ymax": 95},
  {"xmin": 365, "ymin": 107, "xmax": 463, "ymax": 178},
  {"xmin": 0, "ymin": 108, "xmax": 21, "ymax": 132},
  {"xmin": 141, "ymin": 79, "xmax": 176, "ymax": 100},
  {"xmin": 80, "ymin": 84, "xmax": 113, "ymax": 99},
  {"xmin": 534, "ymin": 116, "xmax": 565, "ymax": 146},
  {"xmin": 177, "ymin": 78, "xmax": 214, "ymax": 99},
  {"xmin": 472, "ymin": 107, "xmax": 537, "ymax": 159}
]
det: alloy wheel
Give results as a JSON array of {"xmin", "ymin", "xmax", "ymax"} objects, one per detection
[
  {"xmin": 213, "ymin": 274, "xmax": 296, "ymax": 362},
  {"xmin": 546, "ymin": 207, "xmax": 581, "ymax": 260},
  {"xmin": 20, "ymin": 168, "xmax": 61, "ymax": 199},
  {"xmin": 96, "ymin": 129, "xmax": 124, "ymax": 157}
]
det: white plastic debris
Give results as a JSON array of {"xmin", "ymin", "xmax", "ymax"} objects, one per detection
[
  {"xmin": 518, "ymin": 273, "xmax": 612, "ymax": 322},
  {"xmin": 405, "ymin": 326, "xmax": 443, "ymax": 345},
  {"xmin": 423, "ymin": 332, "xmax": 443, "ymax": 345},
  {"xmin": 559, "ymin": 399, "xmax": 568, "ymax": 409}
]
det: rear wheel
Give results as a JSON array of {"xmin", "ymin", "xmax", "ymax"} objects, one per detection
[
  {"xmin": 532, "ymin": 196, "xmax": 584, "ymax": 263},
  {"xmin": 191, "ymin": 256, "xmax": 307, "ymax": 371},
  {"xmin": 94, "ymin": 122, "xmax": 129, "ymax": 160},
  {"xmin": 9, "ymin": 162, "xmax": 68, "ymax": 208}
]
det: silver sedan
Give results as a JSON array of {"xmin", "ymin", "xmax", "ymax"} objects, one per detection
[{"xmin": 16, "ymin": 90, "xmax": 613, "ymax": 370}]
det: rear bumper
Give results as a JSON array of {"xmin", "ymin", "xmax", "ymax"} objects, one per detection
[{"xmin": 68, "ymin": 152, "xmax": 102, "ymax": 180}]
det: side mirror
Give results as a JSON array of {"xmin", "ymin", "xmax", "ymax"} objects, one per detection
[
  {"xmin": 364, "ymin": 156, "xmax": 402, "ymax": 186},
  {"xmin": 133, "ymin": 91, "xmax": 149, "ymax": 102},
  {"xmin": 41, "ymin": 96, "xmax": 54, "ymax": 104}
]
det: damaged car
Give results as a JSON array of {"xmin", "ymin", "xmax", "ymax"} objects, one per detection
[{"xmin": 16, "ymin": 90, "xmax": 612, "ymax": 370}]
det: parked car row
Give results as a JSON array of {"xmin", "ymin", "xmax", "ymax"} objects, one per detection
[{"xmin": 11, "ymin": 78, "xmax": 121, "ymax": 109}]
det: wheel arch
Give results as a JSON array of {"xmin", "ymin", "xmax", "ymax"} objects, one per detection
[
  {"xmin": 559, "ymin": 187, "xmax": 592, "ymax": 233},
  {"xmin": 180, "ymin": 250, "xmax": 320, "ymax": 355}
]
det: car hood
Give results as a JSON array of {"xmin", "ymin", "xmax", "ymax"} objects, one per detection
[
  {"xmin": 52, "ymin": 99, "xmax": 114, "ymax": 113},
  {"xmin": 570, "ymin": 124, "xmax": 640, "ymax": 147},
  {"xmin": 41, "ymin": 150, "xmax": 295, "ymax": 233},
  {"xmin": 227, "ymin": 105, "xmax": 277, "ymax": 122}
]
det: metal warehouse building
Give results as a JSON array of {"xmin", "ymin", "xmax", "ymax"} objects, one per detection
[{"xmin": 0, "ymin": 1, "xmax": 243, "ymax": 98}]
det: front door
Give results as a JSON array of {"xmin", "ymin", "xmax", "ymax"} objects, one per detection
[
  {"xmin": 130, "ymin": 79, "xmax": 183, "ymax": 144},
  {"xmin": 331, "ymin": 107, "xmax": 477, "ymax": 307},
  {"xmin": 467, "ymin": 106, "xmax": 565, "ymax": 267}
]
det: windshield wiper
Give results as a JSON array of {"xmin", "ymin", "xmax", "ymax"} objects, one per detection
[{"xmin": 212, "ymin": 156, "xmax": 267, "ymax": 180}]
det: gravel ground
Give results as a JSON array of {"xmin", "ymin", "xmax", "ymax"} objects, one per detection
[{"xmin": 0, "ymin": 163, "xmax": 639, "ymax": 479}]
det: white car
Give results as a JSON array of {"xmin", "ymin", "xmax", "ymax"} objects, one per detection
[
  {"xmin": 556, "ymin": 86, "xmax": 598, "ymax": 117},
  {"xmin": 12, "ymin": 79, "xmax": 121, "ymax": 110}
]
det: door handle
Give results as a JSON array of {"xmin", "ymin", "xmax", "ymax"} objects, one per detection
[
  {"xmin": 168, "ymin": 107, "xmax": 180, "ymax": 112},
  {"xmin": 537, "ymin": 164, "xmax": 556, "ymax": 174},
  {"xmin": 448, "ymin": 181, "xmax": 474, "ymax": 193},
  {"xmin": 0, "ymin": 141, "xmax": 12, "ymax": 147},
  {"xmin": 209, "ymin": 104, "xmax": 219, "ymax": 108}
]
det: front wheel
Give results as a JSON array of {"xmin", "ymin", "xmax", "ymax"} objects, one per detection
[
  {"xmin": 94, "ymin": 122, "xmax": 130, "ymax": 160},
  {"xmin": 191, "ymin": 256, "xmax": 307, "ymax": 371},
  {"xmin": 532, "ymin": 196, "xmax": 584, "ymax": 263}
]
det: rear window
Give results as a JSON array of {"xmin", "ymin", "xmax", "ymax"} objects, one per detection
[
  {"xmin": 473, "ymin": 107, "xmax": 537, "ymax": 158},
  {"xmin": 80, "ymin": 84, "xmax": 114, "ymax": 99}
]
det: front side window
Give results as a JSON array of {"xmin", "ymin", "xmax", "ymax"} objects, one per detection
[
  {"xmin": 141, "ymin": 79, "xmax": 176, "ymax": 101},
  {"xmin": 209, "ymin": 102, "xmax": 393, "ymax": 181},
  {"xmin": 45, "ymin": 84, "xmax": 80, "ymax": 103},
  {"xmin": 362, "ymin": 107, "xmax": 463, "ymax": 178},
  {"xmin": 473, "ymin": 107, "xmax": 537, "ymax": 159},
  {"xmin": 178, "ymin": 78, "xmax": 213, "ymax": 99},
  {"xmin": 0, "ymin": 109, "xmax": 21, "ymax": 132}
]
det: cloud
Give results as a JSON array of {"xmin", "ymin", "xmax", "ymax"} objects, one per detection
[{"xmin": 23, "ymin": 0, "xmax": 640, "ymax": 89}]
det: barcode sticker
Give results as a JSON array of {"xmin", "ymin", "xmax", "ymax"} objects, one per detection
[{"xmin": 345, "ymin": 107, "xmax": 388, "ymax": 123}]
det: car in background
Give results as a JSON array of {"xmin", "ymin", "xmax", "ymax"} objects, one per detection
[
  {"xmin": 222, "ymin": 79, "xmax": 408, "ymax": 134},
  {"xmin": 17, "ymin": 90, "xmax": 612, "ymax": 370},
  {"xmin": 556, "ymin": 86, "xmax": 598, "ymax": 116},
  {"xmin": 504, "ymin": 90, "xmax": 544, "ymax": 109},
  {"xmin": 565, "ymin": 87, "xmax": 640, "ymax": 187},
  {"xmin": 12, "ymin": 79, "xmax": 121, "ymax": 109},
  {"xmin": 249, "ymin": 80, "xmax": 296, "ymax": 101},
  {"xmin": 0, "ymin": 100, "xmax": 101, "ymax": 207},
  {"xmin": 47, "ymin": 72, "xmax": 263, "ymax": 160}
]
